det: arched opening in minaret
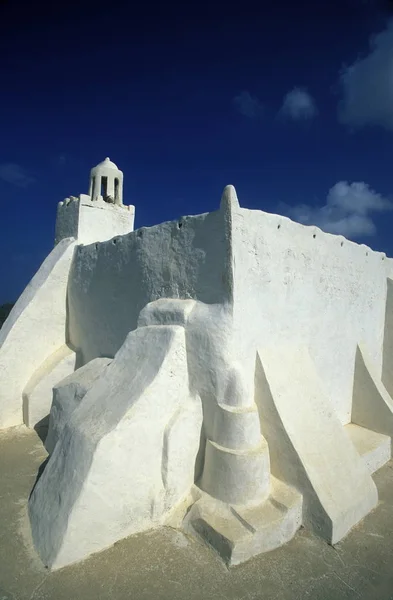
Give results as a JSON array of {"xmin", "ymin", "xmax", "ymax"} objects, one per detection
[
  {"xmin": 91, "ymin": 176, "xmax": 98, "ymax": 199},
  {"xmin": 114, "ymin": 178, "xmax": 119, "ymax": 202},
  {"xmin": 101, "ymin": 176, "xmax": 108, "ymax": 198}
]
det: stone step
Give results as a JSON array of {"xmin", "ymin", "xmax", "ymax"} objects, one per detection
[
  {"xmin": 345, "ymin": 423, "xmax": 391, "ymax": 475},
  {"xmin": 183, "ymin": 476, "xmax": 302, "ymax": 566}
]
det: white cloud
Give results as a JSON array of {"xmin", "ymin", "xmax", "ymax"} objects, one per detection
[
  {"xmin": 280, "ymin": 87, "xmax": 318, "ymax": 120},
  {"xmin": 0, "ymin": 163, "xmax": 35, "ymax": 188},
  {"xmin": 285, "ymin": 181, "xmax": 392, "ymax": 239},
  {"xmin": 339, "ymin": 20, "xmax": 393, "ymax": 130},
  {"xmin": 233, "ymin": 91, "xmax": 264, "ymax": 119}
]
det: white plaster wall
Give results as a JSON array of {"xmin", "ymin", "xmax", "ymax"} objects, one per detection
[
  {"xmin": 255, "ymin": 344, "xmax": 378, "ymax": 543},
  {"xmin": 29, "ymin": 325, "xmax": 202, "ymax": 569},
  {"xmin": 23, "ymin": 345, "xmax": 76, "ymax": 428},
  {"xmin": 68, "ymin": 209, "xmax": 232, "ymax": 364},
  {"xmin": 45, "ymin": 357, "xmax": 112, "ymax": 454},
  {"xmin": 384, "ymin": 256, "xmax": 393, "ymax": 280},
  {"xmin": 138, "ymin": 297, "xmax": 270, "ymax": 506},
  {"xmin": 0, "ymin": 238, "xmax": 76, "ymax": 428},
  {"xmin": 55, "ymin": 198, "xmax": 79, "ymax": 245},
  {"xmin": 67, "ymin": 193, "xmax": 390, "ymax": 424},
  {"xmin": 55, "ymin": 195, "xmax": 135, "ymax": 247},
  {"xmin": 78, "ymin": 197, "xmax": 135, "ymax": 245},
  {"xmin": 231, "ymin": 207, "xmax": 388, "ymax": 424}
]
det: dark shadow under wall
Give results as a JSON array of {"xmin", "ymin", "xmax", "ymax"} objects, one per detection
[
  {"xmin": 34, "ymin": 415, "xmax": 49, "ymax": 444},
  {"xmin": 194, "ymin": 424, "xmax": 206, "ymax": 484},
  {"xmin": 0, "ymin": 303, "xmax": 14, "ymax": 329},
  {"xmin": 29, "ymin": 456, "xmax": 49, "ymax": 500}
]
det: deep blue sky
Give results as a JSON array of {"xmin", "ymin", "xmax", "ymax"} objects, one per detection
[{"xmin": 2, "ymin": 0, "xmax": 393, "ymax": 303}]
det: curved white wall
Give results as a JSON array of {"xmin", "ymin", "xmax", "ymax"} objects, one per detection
[{"xmin": 0, "ymin": 238, "xmax": 76, "ymax": 428}]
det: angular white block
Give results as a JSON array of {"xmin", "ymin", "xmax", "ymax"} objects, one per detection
[
  {"xmin": 137, "ymin": 298, "xmax": 271, "ymax": 509},
  {"xmin": 0, "ymin": 238, "xmax": 76, "ymax": 428},
  {"xmin": 352, "ymin": 344, "xmax": 393, "ymax": 447},
  {"xmin": 29, "ymin": 325, "xmax": 203, "ymax": 570},
  {"xmin": 45, "ymin": 357, "xmax": 112, "ymax": 454},
  {"xmin": 255, "ymin": 345, "xmax": 378, "ymax": 544},
  {"xmin": 345, "ymin": 423, "xmax": 391, "ymax": 475},
  {"xmin": 184, "ymin": 476, "xmax": 302, "ymax": 566}
]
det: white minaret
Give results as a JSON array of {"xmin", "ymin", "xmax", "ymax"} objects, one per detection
[
  {"xmin": 89, "ymin": 157, "xmax": 124, "ymax": 206},
  {"xmin": 55, "ymin": 157, "xmax": 135, "ymax": 245}
]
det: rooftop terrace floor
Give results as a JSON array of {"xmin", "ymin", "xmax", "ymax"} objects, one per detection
[{"xmin": 1, "ymin": 425, "xmax": 393, "ymax": 600}]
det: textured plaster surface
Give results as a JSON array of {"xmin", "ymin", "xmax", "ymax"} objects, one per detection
[
  {"xmin": 255, "ymin": 345, "xmax": 378, "ymax": 543},
  {"xmin": 345, "ymin": 424, "xmax": 391, "ymax": 475},
  {"xmin": 23, "ymin": 344, "xmax": 76, "ymax": 428},
  {"xmin": 232, "ymin": 206, "xmax": 388, "ymax": 425},
  {"xmin": 0, "ymin": 238, "xmax": 76, "ymax": 428},
  {"xmin": 352, "ymin": 344, "xmax": 393, "ymax": 442},
  {"xmin": 78, "ymin": 197, "xmax": 135, "ymax": 244},
  {"xmin": 2, "ymin": 426, "xmax": 393, "ymax": 600},
  {"xmin": 68, "ymin": 192, "xmax": 391, "ymax": 424},
  {"xmin": 183, "ymin": 477, "xmax": 303, "ymax": 566},
  {"xmin": 68, "ymin": 206, "xmax": 232, "ymax": 364},
  {"xmin": 37, "ymin": 188, "xmax": 393, "ymax": 568},
  {"xmin": 45, "ymin": 357, "xmax": 112, "ymax": 454},
  {"xmin": 3, "ymin": 183, "xmax": 393, "ymax": 573},
  {"xmin": 55, "ymin": 195, "xmax": 135, "ymax": 246},
  {"xmin": 54, "ymin": 197, "xmax": 79, "ymax": 245},
  {"xmin": 139, "ymin": 297, "xmax": 270, "ymax": 507},
  {"xmin": 29, "ymin": 325, "xmax": 202, "ymax": 569}
]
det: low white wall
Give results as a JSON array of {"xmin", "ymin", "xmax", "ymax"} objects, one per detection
[
  {"xmin": 232, "ymin": 207, "xmax": 388, "ymax": 424},
  {"xmin": 0, "ymin": 238, "xmax": 76, "ymax": 428},
  {"xmin": 68, "ymin": 208, "xmax": 232, "ymax": 364},
  {"xmin": 67, "ymin": 197, "xmax": 391, "ymax": 425}
]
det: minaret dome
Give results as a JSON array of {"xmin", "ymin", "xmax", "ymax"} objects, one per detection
[{"xmin": 89, "ymin": 157, "xmax": 123, "ymax": 206}]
